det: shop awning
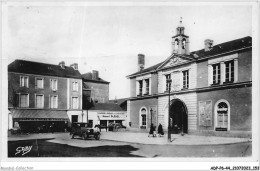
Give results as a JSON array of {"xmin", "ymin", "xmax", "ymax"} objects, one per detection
[{"xmin": 11, "ymin": 109, "xmax": 69, "ymax": 121}]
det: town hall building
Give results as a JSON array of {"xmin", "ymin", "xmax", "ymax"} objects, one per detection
[{"xmin": 127, "ymin": 20, "xmax": 252, "ymax": 137}]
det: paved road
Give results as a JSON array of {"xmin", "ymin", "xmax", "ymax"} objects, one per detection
[{"xmin": 8, "ymin": 133, "xmax": 252, "ymax": 157}]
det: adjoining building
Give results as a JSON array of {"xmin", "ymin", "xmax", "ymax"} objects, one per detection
[
  {"xmin": 8, "ymin": 60, "xmax": 83, "ymax": 133},
  {"xmin": 82, "ymin": 71, "xmax": 128, "ymax": 129},
  {"xmin": 85, "ymin": 103, "xmax": 127, "ymax": 129},
  {"xmin": 127, "ymin": 20, "xmax": 252, "ymax": 137}
]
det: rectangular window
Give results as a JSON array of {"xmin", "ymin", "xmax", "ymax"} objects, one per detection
[
  {"xmin": 50, "ymin": 79, "xmax": 58, "ymax": 91},
  {"xmin": 145, "ymin": 79, "xmax": 149, "ymax": 94},
  {"xmin": 225, "ymin": 60, "xmax": 234, "ymax": 83},
  {"xmin": 20, "ymin": 76, "xmax": 29, "ymax": 87},
  {"xmin": 165, "ymin": 74, "xmax": 171, "ymax": 91},
  {"xmin": 20, "ymin": 94, "xmax": 29, "ymax": 108},
  {"xmin": 36, "ymin": 78, "xmax": 44, "ymax": 89},
  {"xmin": 138, "ymin": 80, "xmax": 143, "ymax": 96},
  {"xmin": 72, "ymin": 97, "xmax": 79, "ymax": 109},
  {"xmin": 36, "ymin": 94, "xmax": 44, "ymax": 108},
  {"xmin": 212, "ymin": 63, "xmax": 221, "ymax": 84},
  {"xmin": 72, "ymin": 82, "xmax": 78, "ymax": 91},
  {"xmin": 50, "ymin": 95, "xmax": 58, "ymax": 109},
  {"xmin": 183, "ymin": 70, "xmax": 189, "ymax": 89}
]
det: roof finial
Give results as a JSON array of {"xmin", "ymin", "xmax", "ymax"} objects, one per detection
[{"xmin": 180, "ymin": 17, "xmax": 182, "ymax": 25}]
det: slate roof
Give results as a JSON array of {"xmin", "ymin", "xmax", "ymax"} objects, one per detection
[
  {"xmin": 127, "ymin": 62, "xmax": 163, "ymax": 78},
  {"xmin": 109, "ymin": 98, "xmax": 128, "ymax": 105},
  {"xmin": 83, "ymin": 82, "xmax": 91, "ymax": 89},
  {"xmin": 89, "ymin": 103, "xmax": 124, "ymax": 111},
  {"xmin": 8, "ymin": 60, "xmax": 82, "ymax": 79},
  {"xmin": 127, "ymin": 36, "xmax": 252, "ymax": 78},
  {"xmin": 190, "ymin": 36, "xmax": 252, "ymax": 59},
  {"xmin": 82, "ymin": 72, "xmax": 110, "ymax": 84}
]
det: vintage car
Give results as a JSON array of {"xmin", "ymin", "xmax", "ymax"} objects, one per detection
[{"xmin": 70, "ymin": 122, "xmax": 101, "ymax": 140}]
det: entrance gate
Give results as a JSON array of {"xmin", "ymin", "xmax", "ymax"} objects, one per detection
[{"xmin": 169, "ymin": 99, "xmax": 188, "ymax": 134}]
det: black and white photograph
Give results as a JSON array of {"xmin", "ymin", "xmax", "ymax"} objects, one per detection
[{"xmin": 1, "ymin": 1, "xmax": 259, "ymax": 170}]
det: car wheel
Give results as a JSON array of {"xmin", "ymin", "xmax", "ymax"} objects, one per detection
[{"xmin": 95, "ymin": 134, "xmax": 100, "ymax": 140}]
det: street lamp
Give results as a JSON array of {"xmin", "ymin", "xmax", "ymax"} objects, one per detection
[
  {"xmin": 150, "ymin": 108, "xmax": 153, "ymax": 126},
  {"xmin": 167, "ymin": 79, "xmax": 172, "ymax": 142}
]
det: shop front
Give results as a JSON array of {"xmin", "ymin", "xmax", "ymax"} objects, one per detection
[
  {"xmin": 10, "ymin": 109, "xmax": 69, "ymax": 133},
  {"xmin": 85, "ymin": 110, "xmax": 127, "ymax": 130},
  {"xmin": 98, "ymin": 112, "xmax": 126, "ymax": 128}
]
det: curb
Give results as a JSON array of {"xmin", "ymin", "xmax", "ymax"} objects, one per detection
[{"xmin": 100, "ymin": 137, "xmax": 252, "ymax": 146}]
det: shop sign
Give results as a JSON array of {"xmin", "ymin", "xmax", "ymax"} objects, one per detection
[{"xmin": 97, "ymin": 112, "xmax": 126, "ymax": 120}]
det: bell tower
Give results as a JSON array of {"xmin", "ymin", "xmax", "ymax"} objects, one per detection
[{"xmin": 171, "ymin": 17, "xmax": 190, "ymax": 55}]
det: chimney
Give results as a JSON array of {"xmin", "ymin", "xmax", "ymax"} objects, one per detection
[
  {"xmin": 59, "ymin": 61, "xmax": 65, "ymax": 69},
  {"xmin": 204, "ymin": 39, "xmax": 214, "ymax": 52},
  {"xmin": 70, "ymin": 63, "xmax": 78, "ymax": 70},
  {"xmin": 92, "ymin": 70, "xmax": 99, "ymax": 80},
  {"xmin": 138, "ymin": 54, "xmax": 145, "ymax": 71},
  {"xmin": 114, "ymin": 96, "xmax": 118, "ymax": 104}
]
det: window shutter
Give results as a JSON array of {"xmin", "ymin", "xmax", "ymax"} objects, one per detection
[
  {"xmin": 208, "ymin": 65, "xmax": 213, "ymax": 86},
  {"xmin": 179, "ymin": 72, "xmax": 183, "ymax": 90},
  {"xmin": 162, "ymin": 75, "xmax": 166, "ymax": 92},
  {"xmin": 136, "ymin": 81, "xmax": 139, "ymax": 96},
  {"xmin": 149, "ymin": 78, "xmax": 152, "ymax": 95}
]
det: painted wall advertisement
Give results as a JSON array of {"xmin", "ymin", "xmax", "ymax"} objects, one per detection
[{"xmin": 199, "ymin": 101, "xmax": 212, "ymax": 127}]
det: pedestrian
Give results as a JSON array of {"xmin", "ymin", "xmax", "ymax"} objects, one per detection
[
  {"xmin": 148, "ymin": 123, "xmax": 156, "ymax": 137},
  {"xmin": 50, "ymin": 123, "xmax": 54, "ymax": 134},
  {"xmin": 157, "ymin": 123, "xmax": 164, "ymax": 137},
  {"xmin": 64, "ymin": 121, "xmax": 68, "ymax": 132}
]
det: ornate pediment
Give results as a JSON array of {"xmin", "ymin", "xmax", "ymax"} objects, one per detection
[{"xmin": 162, "ymin": 56, "xmax": 189, "ymax": 68}]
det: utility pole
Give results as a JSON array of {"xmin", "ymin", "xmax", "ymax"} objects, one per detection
[{"xmin": 167, "ymin": 79, "xmax": 172, "ymax": 142}]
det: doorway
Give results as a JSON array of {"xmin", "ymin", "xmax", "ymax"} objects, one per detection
[
  {"xmin": 71, "ymin": 115, "xmax": 78, "ymax": 123},
  {"xmin": 169, "ymin": 99, "xmax": 188, "ymax": 134}
]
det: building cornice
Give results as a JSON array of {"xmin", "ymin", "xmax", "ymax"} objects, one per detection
[{"xmin": 128, "ymin": 81, "xmax": 252, "ymax": 100}]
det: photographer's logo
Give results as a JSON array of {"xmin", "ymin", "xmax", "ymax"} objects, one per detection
[{"xmin": 15, "ymin": 145, "xmax": 32, "ymax": 156}]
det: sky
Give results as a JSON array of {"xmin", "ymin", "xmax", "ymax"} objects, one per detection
[{"xmin": 3, "ymin": 3, "xmax": 252, "ymax": 99}]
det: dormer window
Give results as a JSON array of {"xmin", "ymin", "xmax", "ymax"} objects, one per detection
[
  {"xmin": 59, "ymin": 61, "xmax": 65, "ymax": 69},
  {"xmin": 70, "ymin": 63, "xmax": 78, "ymax": 70}
]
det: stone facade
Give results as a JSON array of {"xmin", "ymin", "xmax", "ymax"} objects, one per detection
[{"xmin": 126, "ymin": 22, "xmax": 252, "ymax": 137}]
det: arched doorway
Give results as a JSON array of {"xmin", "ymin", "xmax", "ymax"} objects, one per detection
[{"xmin": 169, "ymin": 99, "xmax": 188, "ymax": 134}]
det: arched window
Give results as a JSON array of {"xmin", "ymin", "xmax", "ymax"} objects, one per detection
[
  {"xmin": 214, "ymin": 100, "xmax": 230, "ymax": 131},
  {"xmin": 175, "ymin": 39, "xmax": 179, "ymax": 50},
  {"xmin": 182, "ymin": 38, "xmax": 186, "ymax": 49},
  {"xmin": 140, "ymin": 108, "xmax": 147, "ymax": 127}
]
